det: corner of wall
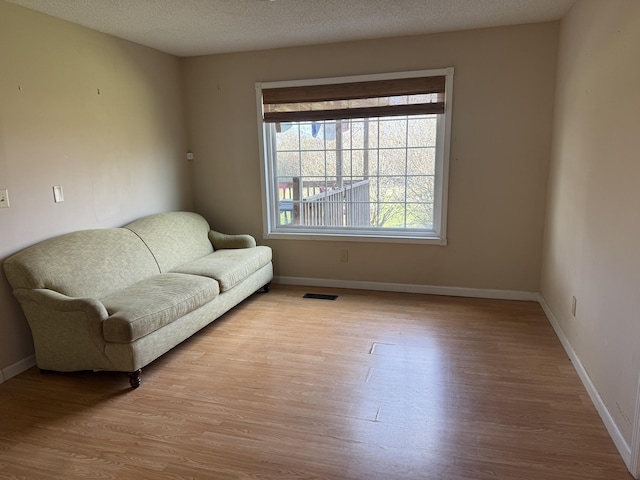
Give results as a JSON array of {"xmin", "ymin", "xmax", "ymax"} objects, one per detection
[
  {"xmin": 537, "ymin": 293, "xmax": 632, "ymax": 472},
  {"xmin": 1, "ymin": 355, "xmax": 36, "ymax": 385}
]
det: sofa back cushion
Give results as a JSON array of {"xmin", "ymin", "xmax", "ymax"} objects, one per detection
[
  {"xmin": 124, "ymin": 211, "xmax": 214, "ymax": 272},
  {"xmin": 3, "ymin": 229, "xmax": 160, "ymax": 299}
]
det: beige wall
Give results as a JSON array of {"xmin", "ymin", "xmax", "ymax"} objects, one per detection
[
  {"xmin": 183, "ymin": 23, "xmax": 558, "ymax": 292},
  {"xmin": 541, "ymin": 1, "xmax": 640, "ymax": 447},
  {"xmin": 0, "ymin": 2, "xmax": 191, "ymax": 374}
]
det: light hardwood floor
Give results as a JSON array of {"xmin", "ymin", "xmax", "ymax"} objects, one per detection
[{"xmin": 0, "ymin": 285, "xmax": 633, "ymax": 479}]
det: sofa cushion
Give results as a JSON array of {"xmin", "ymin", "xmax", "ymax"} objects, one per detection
[
  {"xmin": 101, "ymin": 273, "xmax": 219, "ymax": 343},
  {"xmin": 171, "ymin": 246, "xmax": 272, "ymax": 292}
]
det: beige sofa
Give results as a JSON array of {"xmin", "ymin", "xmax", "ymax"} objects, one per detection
[{"xmin": 3, "ymin": 212, "xmax": 273, "ymax": 388}]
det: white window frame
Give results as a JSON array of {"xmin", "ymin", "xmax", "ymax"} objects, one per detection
[{"xmin": 255, "ymin": 68, "xmax": 454, "ymax": 245}]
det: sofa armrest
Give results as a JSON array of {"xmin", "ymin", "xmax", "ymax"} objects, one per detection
[
  {"xmin": 11, "ymin": 288, "xmax": 113, "ymax": 371},
  {"xmin": 208, "ymin": 230, "xmax": 257, "ymax": 250},
  {"xmin": 14, "ymin": 288, "xmax": 109, "ymax": 319}
]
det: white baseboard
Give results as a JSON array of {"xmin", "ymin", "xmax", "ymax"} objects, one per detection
[
  {"xmin": 274, "ymin": 276, "xmax": 539, "ymax": 301},
  {"xmin": 630, "ymin": 377, "xmax": 640, "ymax": 478},
  {"xmin": 1, "ymin": 354, "xmax": 36, "ymax": 384},
  {"xmin": 537, "ymin": 294, "xmax": 632, "ymax": 470}
]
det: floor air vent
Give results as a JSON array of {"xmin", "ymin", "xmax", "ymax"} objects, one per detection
[{"xmin": 303, "ymin": 293, "xmax": 338, "ymax": 300}]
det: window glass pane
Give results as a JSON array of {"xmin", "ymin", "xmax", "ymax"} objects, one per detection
[
  {"xmin": 348, "ymin": 150, "xmax": 366, "ymax": 177},
  {"xmin": 366, "ymin": 119, "xmax": 379, "ymax": 149},
  {"xmin": 301, "ymin": 176, "xmax": 326, "ymax": 198},
  {"xmin": 276, "ymin": 151, "xmax": 300, "ymax": 177},
  {"xmin": 407, "ymin": 148, "xmax": 435, "ymax": 176},
  {"xmin": 276, "ymin": 123, "xmax": 300, "ymax": 150},
  {"xmin": 300, "ymin": 123, "xmax": 324, "ymax": 150},
  {"xmin": 408, "ymin": 116, "xmax": 437, "ymax": 147},
  {"xmin": 325, "ymin": 151, "xmax": 336, "ymax": 176},
  {"xmin": 406, "ymin": 202, "xmax": 434, "ymax": 229},
  {"xmin": 379, "ymin": 149, "xmax": 406, "ymax": 176},
  {"xmin": 368, "ymin": 176, "xmax": 380, "ymax": 204},
  {"xmin": 318, "ymin": 121, "xmax": 337, "ymax": 143},
  {"xmin": 348, "ymin": 120, "xmax": 365, "ymax": 150},
  {"xmin": 342, "ymin": 150, "xmax": 352, "ymax": 178},
  {"xmin": 379, "ymin": 117, "xmax": 407, "ymax": 149},
  {"xmin": 276, "ymin": 177, "xmax": 292, "ymax": 198},
  {"xmin": 377, "ymin": 202, "xmax": 406, "ymax": 228},
  {"xmin": 379, "ymin": 176, "xmax": 406, "ymax": 203},
  {"xmin": 407, "ymin": 175, "xmax": 435, "ymax": 203},
  {"xmin": 300, "ymin": 151, "xmax": 324, "ymax": 176}
]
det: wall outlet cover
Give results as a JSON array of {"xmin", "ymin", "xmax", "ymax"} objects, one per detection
[{"xmin": 53, "ymin": 185, "xmax": 64, "ymax": 203}]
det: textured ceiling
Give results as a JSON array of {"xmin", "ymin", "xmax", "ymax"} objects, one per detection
[{"xmin": 7, "ymin": 0, "xmax": 575, "ymax": 57}]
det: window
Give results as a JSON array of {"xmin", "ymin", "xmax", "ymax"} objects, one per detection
[{"xmin": 256, "ymin": 68, "xmax": 453, "ymax": 244}]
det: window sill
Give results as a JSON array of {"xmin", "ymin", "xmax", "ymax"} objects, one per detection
[{"xmin": 263, "ymin": 231, "xmax": 447, "ymax": 245}]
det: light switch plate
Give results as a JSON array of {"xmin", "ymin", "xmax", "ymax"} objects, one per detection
[
  {"xmin": 0, "ymin": 189, "xmax": 9, "ymax": 208},
  {"xmin": 53, "ymin": 185, "xmax": 64, "ymax": 203}
]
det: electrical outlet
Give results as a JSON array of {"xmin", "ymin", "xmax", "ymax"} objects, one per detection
[
  {"xmin": 571, "ymin": 296, "xmax": 577, "ymax": 317},
  {"xmin": 340, "ymin": 249, "xmax": 349, "ymax": 262},
  {"xmin": 0, "ymin": 189, "xmax": 9, "ymax": 208}
]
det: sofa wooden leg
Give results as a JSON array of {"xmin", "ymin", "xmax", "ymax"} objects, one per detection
[
  {"xmin": 263, "ymin": 283, "xmax": 271, "ymax": 293},
  {"xmin": 127, "ymin": 369, "xmax": 142, "ymax": 389}
]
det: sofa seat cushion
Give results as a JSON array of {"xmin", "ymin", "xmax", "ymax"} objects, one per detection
[
  {"xmin": 101, "ymin": 273, "xmax": 219, "ymax": 343},
  {"xmin": 171, "ymin": 246, "xmax": 272, "ymax": 293}
]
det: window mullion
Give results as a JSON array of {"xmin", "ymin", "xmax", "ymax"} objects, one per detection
[
  {"xmin": 323, "ymin": 121, "xmax": 328, "ymax": 228},
  {"xmin": 377, "ymin": 117, "xmax": 382, "ymax": 228},
  {"xmin": 404, "ymin": 115, "xmax": 409, "ymax": 228},
  {"xmin": 298, "ymin": 123, "xmax": 303, "ymax": 225}
]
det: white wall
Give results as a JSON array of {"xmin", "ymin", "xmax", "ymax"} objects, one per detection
[
  {"xmin": 0, "ymin": 2, "xmax": 191, "ymax": 376},
  {"xmin": 541, "ymin": 0, "xmax": 640, "ymax": 455}
]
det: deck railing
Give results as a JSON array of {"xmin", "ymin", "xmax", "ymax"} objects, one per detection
[{"xmin": 279, "ymin": 177, "xmax": 370, "ymax": 227}]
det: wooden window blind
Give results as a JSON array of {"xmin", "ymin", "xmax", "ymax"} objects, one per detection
[{"xmin": 262, "ymin": 76, "xmax": 446, "ymax": 123}]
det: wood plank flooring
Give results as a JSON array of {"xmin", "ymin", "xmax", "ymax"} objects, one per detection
[{"xmin": 0, "ymin": 285, "xmax": 633, "ymax": 479}]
